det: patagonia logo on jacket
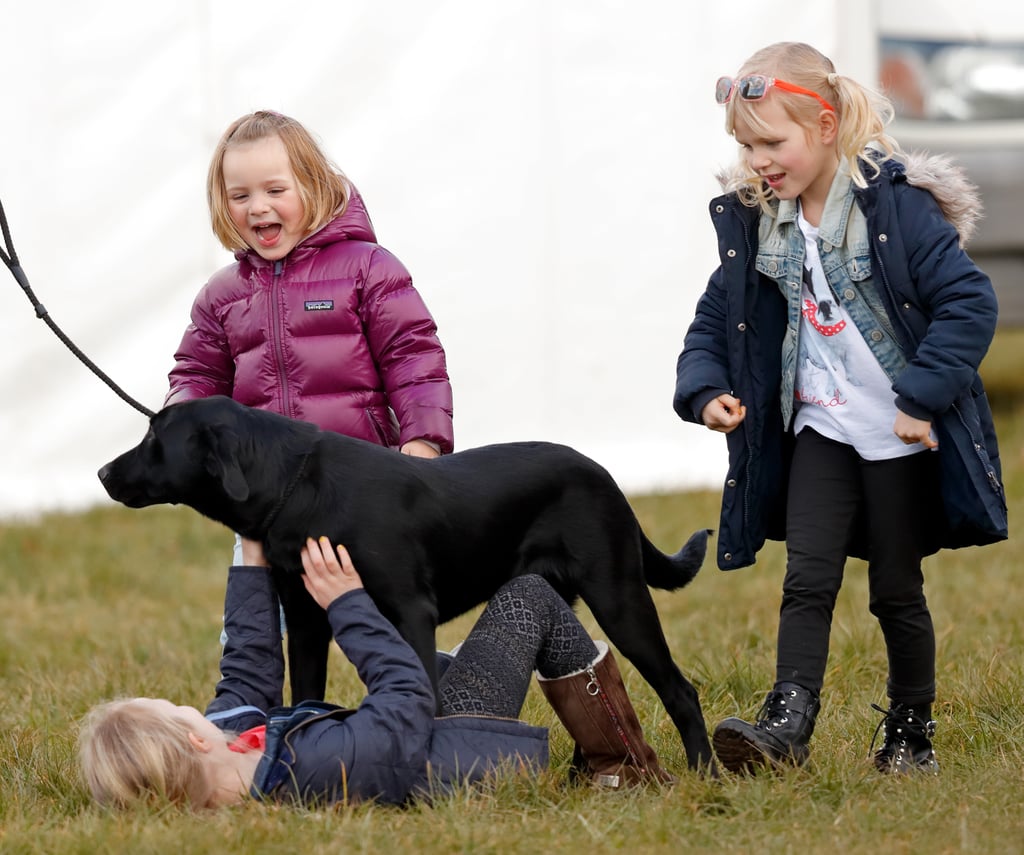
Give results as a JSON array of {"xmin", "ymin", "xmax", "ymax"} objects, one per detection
[{"xmin": 304, "ymin": 300, "xmax": 334, "ymax": 311}]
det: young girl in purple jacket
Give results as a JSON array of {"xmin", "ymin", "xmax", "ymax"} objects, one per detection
[
  {"xmin": 165, "ymin": 111, "xmax": 455, "ymax": 678},
  {"xmin": 166, "ymin": 110, "xmax": 453, "ymax": 459}
]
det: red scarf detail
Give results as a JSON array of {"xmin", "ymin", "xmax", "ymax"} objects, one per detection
[{"xmin": 228, "ymin": 725, "xmax": 267, "ymax": 753}]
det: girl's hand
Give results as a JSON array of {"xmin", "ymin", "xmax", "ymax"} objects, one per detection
[
  {"xmin": 894, "ymin": 411, "xmax": 938, "ymax": 449},
  {"xmin": 300, "ymin": 537, "xmax": 364, "ymax": 610},
  {"xmin": 702, "ymin": 394, "xmax": 747, "ymax": 434},
  {"xmin": 400, "ymin": 439, "xmax": 440, "ymax": 459}
]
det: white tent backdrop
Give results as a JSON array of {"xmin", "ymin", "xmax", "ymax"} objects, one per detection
[{"xmin": 0, "ymin": 0, "xmax": 873, "ymax": 519}]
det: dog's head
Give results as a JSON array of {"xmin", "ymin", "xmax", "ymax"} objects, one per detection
[{"xmin": 98, "ymin": 396, "xmax": 271, "ymax": 523}]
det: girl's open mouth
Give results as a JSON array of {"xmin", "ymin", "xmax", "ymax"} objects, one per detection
[{"xmin": 255, "ymin": 224, "xmax": 282, "ymax": 246}]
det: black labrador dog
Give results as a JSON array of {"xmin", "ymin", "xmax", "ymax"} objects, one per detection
[{"xmin": 98, "ymin": 396, "xmax": 714, "ymax": 770}]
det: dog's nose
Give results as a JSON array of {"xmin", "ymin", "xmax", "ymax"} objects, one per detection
[{"xmin": 97, "ymin": 463, "xmax": 111, "ymax": 483}]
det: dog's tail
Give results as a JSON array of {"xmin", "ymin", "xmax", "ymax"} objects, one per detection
[{"xmin": 641, "ymin": 528, "xmax": 713, "ymax": 591}]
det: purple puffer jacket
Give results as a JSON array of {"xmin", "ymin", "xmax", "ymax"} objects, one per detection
[{"xmin": 165, "ymin": 190, "xmax": 454, "ymax": 453}]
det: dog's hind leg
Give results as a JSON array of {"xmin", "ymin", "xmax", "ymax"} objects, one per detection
[
  {"xmin": 377, "ymin": 596, "xmax": 442, "ymax": 714},
  {"xmin": 583, "ymin": 585, "xmax": 715, "ymax": 774}
]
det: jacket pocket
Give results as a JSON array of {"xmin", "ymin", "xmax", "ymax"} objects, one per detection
[{"xmin": 934, "ymin": 392, "xmax": 1007, "ymax": 548}]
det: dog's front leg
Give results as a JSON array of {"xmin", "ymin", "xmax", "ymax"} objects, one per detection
[{"xmin": 272, "ymin": 567, "xmax": 331, "ymax": 702}]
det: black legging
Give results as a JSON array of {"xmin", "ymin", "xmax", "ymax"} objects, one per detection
[
  {"xmin": 438, "ymin": 574, "xmax": 598, "ymax": 718},
  {"xmin": 778, "ymin": 428, "xmax": 940, "ymax": 704}
]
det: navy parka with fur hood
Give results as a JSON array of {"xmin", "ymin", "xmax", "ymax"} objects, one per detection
[
  {"xmin": 674, "ymin": 153, "xmax": 1007, "ymax": 571},
  {"xmin": 204, "ymin": 567, "xmax": 548, "ymax": 805}
]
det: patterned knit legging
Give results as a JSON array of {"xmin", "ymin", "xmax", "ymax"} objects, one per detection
[{"xmin": 437, "ymin": 574, "xmax": 598, "ymax": 719}]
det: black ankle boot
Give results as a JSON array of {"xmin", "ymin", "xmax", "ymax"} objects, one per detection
[
  {"xmin": 871, "ymin": 701, "xmax": 939, "ymax": 774},
  {"xmin": 713, "ymin": 682, "xmax": 821, "ymax": 773}
]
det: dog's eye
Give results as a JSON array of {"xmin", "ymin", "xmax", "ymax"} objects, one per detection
[{"xmin": 142, "ymin": 435, "xmax": 164, "ymax": 465}]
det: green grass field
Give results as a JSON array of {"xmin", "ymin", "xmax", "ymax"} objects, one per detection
[{"xmin": 1, "ymin": 335, "xmax": 1022, "ymax": 853}]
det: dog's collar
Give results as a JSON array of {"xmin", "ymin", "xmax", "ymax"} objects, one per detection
[{"xmin": 260, "ymin": 450, "xmax": 313, "ymax": 532}]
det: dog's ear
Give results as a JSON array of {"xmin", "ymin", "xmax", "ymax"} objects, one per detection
[{"xmin": 201, "ymin": 425, "xmax": 250, "ymax": 502}]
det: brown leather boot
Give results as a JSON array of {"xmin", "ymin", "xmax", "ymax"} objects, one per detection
[{"xmin": 538, "ymin": 642, "xmax": 675, "ymax": 788}]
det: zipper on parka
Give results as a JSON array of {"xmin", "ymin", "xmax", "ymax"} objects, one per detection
[{"xmin": 270, "ymin": 258, "xmax": 292, "ymax": 418}]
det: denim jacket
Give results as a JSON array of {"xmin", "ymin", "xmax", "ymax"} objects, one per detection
[
  {"xmin": 757, "ymin": 163, "xmax": 907, "ymax": 429},
  {"xmin": 674, "ymin": 152, "xmax": 1007, "ymax": 570}
]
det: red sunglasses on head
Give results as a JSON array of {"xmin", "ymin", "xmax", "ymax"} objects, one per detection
[{"xmin": 716, "ymin": 74, "xmax": 835, "ymax": 112}]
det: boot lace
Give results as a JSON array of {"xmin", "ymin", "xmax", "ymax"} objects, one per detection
[
  {"xmin": 870, "ymin": 703, "xmax": 936, "ymax": 755},
  {"xmin": 754, "ymin": 687, "xmax": 799, "ymax": 731}
]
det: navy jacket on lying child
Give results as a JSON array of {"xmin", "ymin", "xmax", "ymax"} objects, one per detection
[{"xmin": 78, "ymin": 538, "xmax": 673, "ymax": 808}]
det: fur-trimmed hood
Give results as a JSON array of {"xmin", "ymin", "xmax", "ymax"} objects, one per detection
[
  {"xmin": 900, "ymin": 151, "xmax": 982, "ymax": 247},
  {"xmin": 717, "ymin": 149, "xmax": 983, "ymax": 247}
]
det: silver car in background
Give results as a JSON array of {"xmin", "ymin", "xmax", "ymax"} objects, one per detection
[{"xmin": 880, "ymin": 34, "xmax": 1024, "ymax": 325}]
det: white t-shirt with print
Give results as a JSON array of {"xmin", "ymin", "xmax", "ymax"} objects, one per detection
[{"xmin": 793, "ymin": 208, "xmax": 923, "ymax": 460}]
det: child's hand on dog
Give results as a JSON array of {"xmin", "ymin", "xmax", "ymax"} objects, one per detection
[{"xmin": 300, "ymin": 536, "xmax": 364, "ymax": 609}]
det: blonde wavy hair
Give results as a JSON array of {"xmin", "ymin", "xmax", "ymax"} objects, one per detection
[
  {"xmin": 207, "ymin": 110, "xmax": 351, "ymax": 253},
  {"xmin": 78, "ymin": 699, "xmax": 213, "ymax": 809},
  {"xmin": 722, "ymin": 42, "xmax": 900, "ymax": 212}
]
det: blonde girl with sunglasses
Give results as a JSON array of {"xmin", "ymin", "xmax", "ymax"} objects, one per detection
[{"xmin": 674, "ymin": 42, "xmax": 1006, "ymax": 775}]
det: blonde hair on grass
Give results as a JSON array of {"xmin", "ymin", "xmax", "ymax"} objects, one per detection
[
  {"xmin": 77, "ymin": 699, "xmax": 213, "ymax": 809},
  {"xmin": 207, "ymin": 110, "xmax": 351, "ymax": 253},
  {"xmin": 723, "ymin": 42, "xmax": 900, "ymax": 212}
]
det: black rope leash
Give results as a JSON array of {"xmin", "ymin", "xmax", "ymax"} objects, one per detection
[{"xmin": 0, "ymin": 196, "xmax": 155, "ymax": 418}]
